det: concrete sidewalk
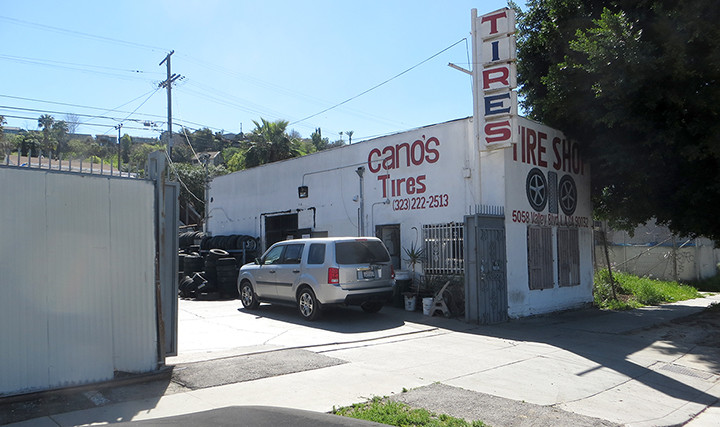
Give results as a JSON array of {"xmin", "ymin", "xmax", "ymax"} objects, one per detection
[{"xmin": 4, "ymin": 294, "xmax": 719, "ymax": 426}]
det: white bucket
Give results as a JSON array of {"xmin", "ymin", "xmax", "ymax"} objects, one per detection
[
  {"xmin": 404, "ymin": 295, "xmax": 416, "ymax": 311},
  {"xmin": 422, "ymin": 297, "xmax": 434, "ymax": 315}
]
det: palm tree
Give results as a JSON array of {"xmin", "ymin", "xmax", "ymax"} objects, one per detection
[
  {"xmin": 346, "ymin": 130, "xmax": 354, "ymax": 144},
  {"xmin": 243, "ymin": 119, "xmax": 299, "ymax": 167}
]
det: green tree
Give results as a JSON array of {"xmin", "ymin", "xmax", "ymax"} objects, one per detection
[
  {"xmin": 243, "ymin": 118, "xmax": 299, "ymax": 168},
  {"xmin": 310, "ymin": 128, "xmax": 330, "ymax": 150},
  {"xmin": 226, "ymin": 151, "xmax": 246, "ymax": 172},
  {"xmin": 37, "ymin": 114, "xmax": 57, "ymax": 156},
  {"xmin": 129, "ymin": 143, "xmax": 165, "ymax": 167},
  {"xmin": 120, "ymin": 134, "xmax": 132, "ymax": 164},
  {"xmin": 52, "ymin": 120, "xmax": 69, "ymax": 158},
  {"xmin": 20, "ymin": 130, "xmax": 42, "ymax": 156},
  {"xmin": 515, "ymin": 0, "xmax": 720, "ymax": 241},
  {"xmin": 172, "ymin": 162, "xmax": 228, "ymax": 217},
  {"xmin": 0, "ymin": 115, "xmax": 9, "ymax": 161}
]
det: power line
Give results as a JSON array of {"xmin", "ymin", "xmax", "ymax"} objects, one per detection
[
  {"xmin": 0, "ymin": 114, "xmax": 152, "ymax": 131},
  {"xmin": 290, "ymin": 38, "xmax": 467, "ymax": 126},
  {"xmin": 0, "ymin": 15, "xmax": 168, "ymax": 52},
  {"xmin": 0, "ymin": 54, "xmax": 163, "ymax": 77},
  {"xmin": 0, "ymin": 94, "xmax": 216, "ymax": 131},
  {"xmin": 0, "ymin": 105, "xmax": 148, "ymax": 124}
]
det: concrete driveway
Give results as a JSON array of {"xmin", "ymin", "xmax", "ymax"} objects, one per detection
[
  {"xmin": 5, "ymin": 295, "xmax": 720, "ymax": 426},
  {"xmin": 169, "ymin": 298, "xmax": 452, "ymax": 364}
]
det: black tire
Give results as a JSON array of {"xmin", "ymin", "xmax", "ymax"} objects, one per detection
[
  {"xmin": 183, "ymin": 254, "xmax": 203, "ymax": 276},
  {"xmin": 297, "ymin": 287, "xmax": 321, "ymax": 321},
  {"xmin": 217, "ymin": 257, "xmax": 237, "ymax": 268},
  {"xmin": 239, "ymin": 281, "xmax": 259, "ymax": 309},
  {"xmin": 360, "ymin": 301, "xmax": 383, "ymax": 313},
  {"xmin": 209, "ymin": 248, "xmax": 230, "ymax": 258}
]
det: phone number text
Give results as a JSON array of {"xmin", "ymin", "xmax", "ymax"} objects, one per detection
[{"xmin": 392, "ymin": 194, "xmax": 449, "ymax": 211}]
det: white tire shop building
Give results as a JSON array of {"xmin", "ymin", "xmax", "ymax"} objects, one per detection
[{"xmin": 206, "ymin": 8, "xmax": 594, "ymax": 322}]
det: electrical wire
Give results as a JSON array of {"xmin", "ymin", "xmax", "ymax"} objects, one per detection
[
  {"xmin": 0, "ymin": 94, "xmax": 215, "ymax": 131},
  {"xmin": 0, "ymin": 54, "xmax": 162, "ymax": 81},
  {"xmin": 0, "ymin": 114, "xmax": 150, "ymax": 131},
  {"xmin": 290, "ymin": 38, "xmax": 467, "ymax": 126},
  {"xmin": 98, "ymin": 88, "xmax": 162, "ymax": 135},
  {"xmin": 0, "ymin": 105, "xmax": 150, "ymax": 125},
  {"xmin": 163, "ymin": 150, "xmax": 205, "ymax": 205},
  {"xmin": 0, "ymin": 15, "xmax": 168, "ymax": 52}
]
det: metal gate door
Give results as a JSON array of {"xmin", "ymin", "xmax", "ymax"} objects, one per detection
[{"xmin": 464, "ymin": 213, "xmax": 508, "ymax": 324}]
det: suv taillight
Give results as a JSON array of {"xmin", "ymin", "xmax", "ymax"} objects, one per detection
[
  {"xmin": 391, "ymin": 265, "xmax": 395, "ymax": 280},
  {"xmin": 328, "ymin": 267, "xmax": 339, "ymax": 284}
]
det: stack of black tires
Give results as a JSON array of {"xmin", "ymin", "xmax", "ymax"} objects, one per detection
[{"xmin": 178, "ymin": 232, "xmax": 259, "ymax": 300}]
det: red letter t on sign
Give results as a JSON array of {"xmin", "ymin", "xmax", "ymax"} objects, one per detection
[{"xmin": 481, "ymin": 11, "xmax": 507, "ymax": 35}]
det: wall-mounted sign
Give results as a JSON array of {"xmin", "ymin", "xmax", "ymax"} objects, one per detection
[{"xmin": 472, "ymin": 8, "xmax": 518, "ymax": 151}]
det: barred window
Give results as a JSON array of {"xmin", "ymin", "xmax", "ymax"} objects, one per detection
[
  {"xmin": 528, "ymin": 226, "xmax": 553, "ymax": 290},
  {"xmin": 557, "ymin": 228, "xmax": 580, "ymax": 287},
  {"xmin": 423, "ymin": 223, "xmax": 464, "ymax": 276}
]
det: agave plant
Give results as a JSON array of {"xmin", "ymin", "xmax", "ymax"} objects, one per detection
[{"xmin": 403, "ymin": 242, "xmax": 425, "ymax": 297}]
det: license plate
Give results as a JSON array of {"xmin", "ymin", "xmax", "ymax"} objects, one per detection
[{"xmin": 359, "ymin": 269, "xmax": 375, "ymax": 279}]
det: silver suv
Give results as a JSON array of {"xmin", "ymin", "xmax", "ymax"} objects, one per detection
[{"xmin": 237, "ymin": 237, "xmax": 395, "ymax": 320}]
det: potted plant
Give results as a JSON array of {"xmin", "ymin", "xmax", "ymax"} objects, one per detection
[{"xmin": 402, "ymin": 242, "xmax": 425, "ymax": 311}]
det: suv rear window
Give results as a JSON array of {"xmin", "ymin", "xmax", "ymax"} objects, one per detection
[
  {"xmin": 307, "ymin": 243, "xmax": 326, "ymax": 264},
  {"xmin": 335, "ymin": 241, "xmax": 390, "ymax": 265}
]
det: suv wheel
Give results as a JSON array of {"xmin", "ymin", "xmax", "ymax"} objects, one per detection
[
  {"xmin": 239, "ymin": 281, "xmax": 259, "ymax": 309},
  {"xmin": 360, "ymin": 301, "xmax": 383, "ymax": 313},
  {"xmin": 297, "ymin": 287, "xmax": 321, "ymax": 321}
]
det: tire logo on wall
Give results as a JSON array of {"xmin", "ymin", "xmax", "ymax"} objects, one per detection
[
  {"xmin": 558, "ymin": 175, "xmax": 577, "ymax": 215},
  {"xmin": 525, "ymin": 168, "xmax": 547, "ymax": 211}
]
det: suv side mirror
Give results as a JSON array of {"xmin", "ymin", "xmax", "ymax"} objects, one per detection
[{"xmin": 255, "ymin": 257, "xmax": 263, "ymax": 265}]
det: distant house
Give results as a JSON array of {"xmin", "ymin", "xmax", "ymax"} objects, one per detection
[
  {"xmin": 3, "ymin": 126, "xmax": 23, "ymax": 136},
  {"xmin": 192, "ymin": 151, "xmax": 224, "ymax": 166},
  {"xmin": 69, "ymin": 133, "xmax": 94, "ymax": 141},
  {"xmin": 133, "ymin": 136, "xmax": 160, "ymax": 145},
  {"xmin": 95, "ymin": 135, "xmax": 117, "ymax": 145}
]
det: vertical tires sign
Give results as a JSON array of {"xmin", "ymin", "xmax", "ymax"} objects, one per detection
[{"xmin": 472, "ymin": 8, "xmax": 518, "ymax": 150}]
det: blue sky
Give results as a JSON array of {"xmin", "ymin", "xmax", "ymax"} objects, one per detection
[{"xmin": 1, "ymin": 1, "xmax": 512, "ymax": 142}]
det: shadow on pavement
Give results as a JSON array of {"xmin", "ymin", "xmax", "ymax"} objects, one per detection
[
  {"xmin": 0, "ymin": 370, "xmax": 177, "ymax": 426},
  {"xmin": 237, "ymin": 302, "xmax": 409, "ymax": 333},
  {"xmin": 411, "ymin": 301, "xmax": 720, "ymax": 410}
]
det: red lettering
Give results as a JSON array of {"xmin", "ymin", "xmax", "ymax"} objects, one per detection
[
  {"xmin": 482, "ymin": 66, "xmax": 510, "ymax": 90},
  {"xmin": 396, "ymin": 143, "xmax": 411, "ymax": 168},
  {"xmin": 485, "ymin": 120, "xmax": 511, "ymax": 144},
  {"xmin": 481, "ymin": 11, "xmax": 507, "ymax": 35},
  {"xmin": 411, "ymin": 140, "xmax": 424, "ymax": 166},
  {"xmin": 381, "ymin": 146, "xmax": 394, "ymax": 170},
  {"xmin": 377, "ymin": 174, "xmax": 390, "ymax": 198},
  {"xmin": 552, "ymin": 137, "xmax": 562, "ymax": 170},
  {"xmin": 406, "ymin": 176, "xmax": 416, "ymax": 194},
  {"xmin": 368, "ymin": 148, "xmax": 381, "ymax": 173},
  {"xmin": 562, "ymin": 139, "xmax": 572, "ymax": 172},
  {"xmin": 526, "ymin": 128, "xmax": 537, "ymax": 165},
  {"xmin": 415, "ymin": 175, "xmax": 427, "ymax": 194},
  {"xmin": 394, "ymin": 177, "xmax": 406, "ymax": 197},
  {"xmin": 537, "ymin": 132, "xmax": 547, "ymax": 168},
  {"xmin": 425, "ymin": 137, "xmax": 440, "ymax": 163},
  {"xmin": 572, "ymin": 143, "xmax": 581, "ymax": 174}
]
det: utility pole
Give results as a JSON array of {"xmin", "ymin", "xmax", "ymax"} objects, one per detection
[
  {"xmin": 115, "ymin": 123, "xmax": 122, "ymax": 175},
  {"xmin": 356, "ymin": 166, "xmax": 365, "ymax": 236},
  {"xmin": 159, "ymin": 51, "xmax": 182, "ymax": 158}
]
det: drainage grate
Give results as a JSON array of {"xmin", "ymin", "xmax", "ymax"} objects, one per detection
[{"xmin": 660, "ymin": 363, "xmax": 715, "ymax": 380}]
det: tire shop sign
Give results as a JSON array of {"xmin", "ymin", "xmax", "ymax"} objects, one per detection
[
  {"xmin": 474, "ymin": 8, "xmax": 518, "ymax": 150},
  {"xmin": 512, "ymin": 124, "xmax": 590, "ymax": 228}
]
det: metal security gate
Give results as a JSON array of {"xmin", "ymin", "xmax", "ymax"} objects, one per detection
[
  {"xmin": 464, "ymin": 211, "xmax": 508, "ymax": 324},
  {"xmin": 0, "ymin": 151, "xmax": 178, "ymax": 396}
]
